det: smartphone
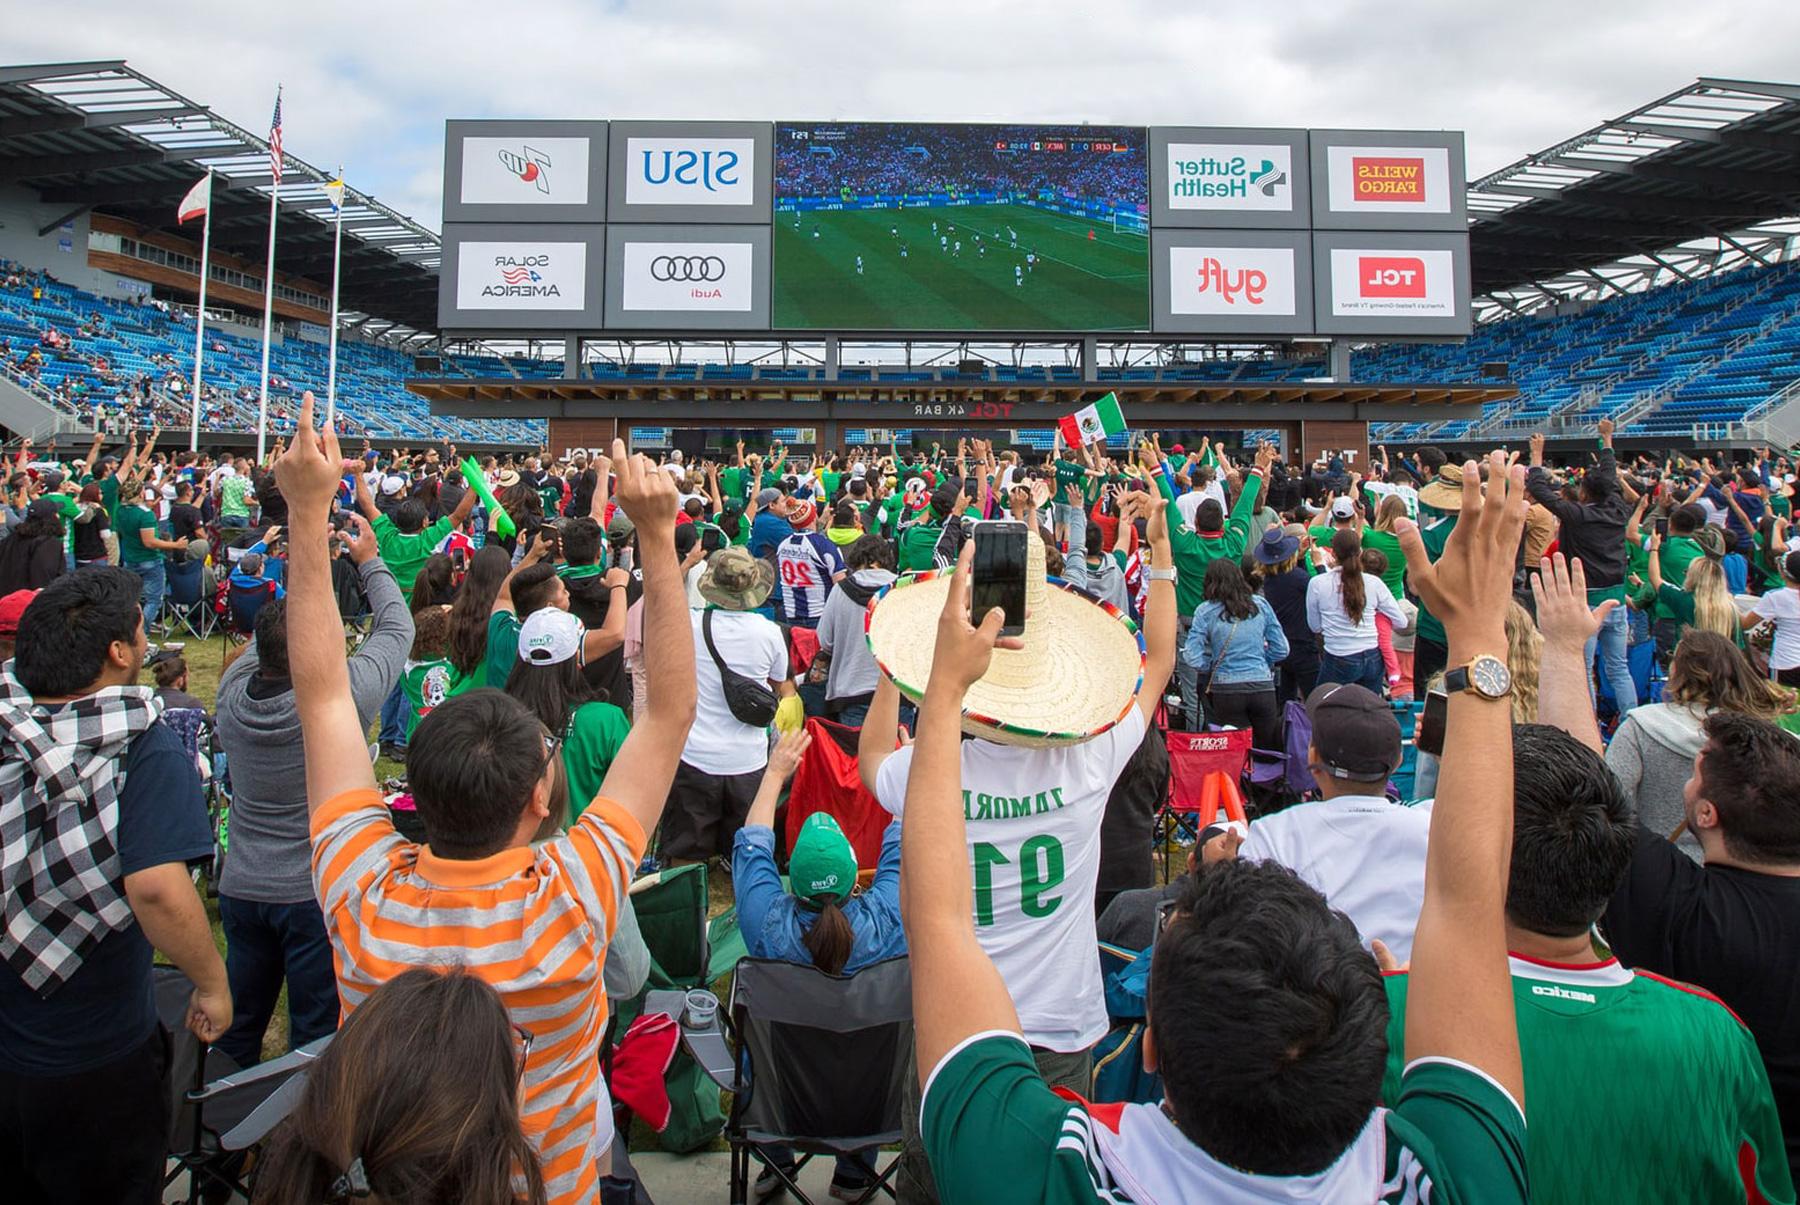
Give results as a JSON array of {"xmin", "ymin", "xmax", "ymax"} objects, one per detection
[
  {"xmin": 971, "ymin": 519, "xmax": 1029, "ymax": 637},
  {"xmin": 1416, "ymin": 689, "xmax": 1448, "ymax": 759},
  {"xmin": 1653, "ymin": 515, "xmax": 1670, "ymax": 537}
]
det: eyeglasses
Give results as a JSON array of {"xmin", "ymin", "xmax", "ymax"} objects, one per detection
[
  {"xmin": 512, "ymin": 1023, "xmax": 535, "ymax": 1080},
  {"xmin": 540, "ymin": 729, "xmax": 562, "ymax": 773}
]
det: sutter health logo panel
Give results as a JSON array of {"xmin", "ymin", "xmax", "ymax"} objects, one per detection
[
  {"xmin": 624, "ymin": 138, "xmax": 755, "ymax": 206},
  {"xmin": 1325, "ymin": 145, "xmax": 1451, "ymax": 215},
  {"xmin": 621, "ymin": 242, "xmax": 755, "ymax": 312},
  {"xmin": 1329, "ymin": 248, "xmax": 1455, "ymax": 317},
  {"xmin": 1166, "ymin": 144, "xmax": 1292, "ymax": 212},
  {"xmin": 1168, "ymin": 246, "xmax": 1297, "ymax": 315},
  {"xmin": 460, "ymin": 137, "xmax": 591, "ymax": 206},
  {"xmin": 456, "ymin": 242, "xmax": 587, "ymax": 311}
]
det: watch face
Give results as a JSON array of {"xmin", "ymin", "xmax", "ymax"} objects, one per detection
[{"xmin": 1470, "ymin": 656, "xmax": 1512, "ymax": 698}]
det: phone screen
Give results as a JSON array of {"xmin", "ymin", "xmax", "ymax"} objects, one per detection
[
  {"xmin": 1653, "ymin": 516, "xmax": 1670, "ymax": 537},
  {"xmin": 1416, "ymin": 690, "xmax": 1448, "ymax": 759},
  {"xmin": 971, "ymin": 521, "xmax": 1028, "ymax": 637}
]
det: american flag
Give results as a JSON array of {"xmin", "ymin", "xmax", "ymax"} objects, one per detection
[{"xmin": 268, "ymin": 88, "xmax": 283, "ymax": 185}]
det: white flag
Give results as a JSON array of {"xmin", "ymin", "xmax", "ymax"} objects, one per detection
[
  {"xmin": 177, "ymin": 174, "xmax": 211, "ymax": 224},
  {"xmin": 323, "ymin": 177, "xmax": 345, "ymax": 213}
]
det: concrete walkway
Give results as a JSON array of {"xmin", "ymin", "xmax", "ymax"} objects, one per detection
[{"xmin": 635, "ymin": 1149, "xmax": 853, "ymax": 1203}]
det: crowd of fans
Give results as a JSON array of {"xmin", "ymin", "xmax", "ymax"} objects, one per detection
[
  {"xmin": 3, "ymin": 397, "xmax": 1800, "ymax": 1204},
  {"xmin": 777, "ymin": 123, "xmax": 1148, "ymax": 212}
]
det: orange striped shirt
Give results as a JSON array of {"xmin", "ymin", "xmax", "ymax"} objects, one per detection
[{"xmin": 311, "ymin": 788, "xmax": 645, "ymax": 1205}]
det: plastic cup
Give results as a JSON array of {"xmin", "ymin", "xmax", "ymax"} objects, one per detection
[{"xmin": 684, "ymin": 988, "xmax": 719, "ymax": 1030}]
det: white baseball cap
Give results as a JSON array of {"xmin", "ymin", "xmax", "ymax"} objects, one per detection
[
  {"xmin": 518, "ymin": 607, "xmax": 585, "ymax": 667},
  {"xmin": 1329, "ymin": 497, "xmax": 1358, "ymax": 521},
  {"xmin": 380, "ymin": 474, "xmax": 407, "ymax": 497}
]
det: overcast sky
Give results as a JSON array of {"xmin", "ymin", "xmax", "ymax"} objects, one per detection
[{"xmin": 6, "ymin": 0, "xmax": 1798, "ymax": 231}]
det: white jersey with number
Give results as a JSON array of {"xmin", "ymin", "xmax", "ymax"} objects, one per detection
[{"xmin": 875, "ymin": 706, "xmax": 1148, "ymax": 1052}]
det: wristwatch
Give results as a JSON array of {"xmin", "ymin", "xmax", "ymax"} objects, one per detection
[{"xmin": 1443, "ymin": 655, "xmax": 1513, "ymax": 700}]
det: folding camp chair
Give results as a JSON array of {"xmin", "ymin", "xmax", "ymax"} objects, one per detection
[
  {"xmin": 785, "ymin": 716, "xmax": 890, "ymax": 869},
  {"xmin": 1159, "ymin": 728, "xmax": 1251, "ymax": 877},
  {"xmin": 160, "ymin": 555, "xmax": 216, "ymax": 641},
  {"xmin": 719, "ymin": 956, "xmax": 912, "ymax": 1205},
  {"xmin": 155, "ymin": 966, "xmax": 331, "ymax": 1203},
  {"xmin": 1091, "ymin": 941, "xmax": 1162, "ymax": 1106},
  {"xmin": 225, "ymin": 578, "xmax": 278, "ymax": 643}
]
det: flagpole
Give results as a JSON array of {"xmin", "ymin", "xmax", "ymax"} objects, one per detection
[
  {"xmin": 188, "ymin": 168, "xmax": 213, "ymax": 453},
  {"xmin": 256, "ymin": 141, "xmax": 280, "ymax": 463},
  {"xmin": 325, "ymin": 167, "xmax": 344, "ymax": 431}
]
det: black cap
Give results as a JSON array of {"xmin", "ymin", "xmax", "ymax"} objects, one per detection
[{"xmin": 1305, "ymin": 683, "xmax": 1402, "ymax": 781}]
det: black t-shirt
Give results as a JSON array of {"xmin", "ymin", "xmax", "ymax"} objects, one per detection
[
  {"xmin": 71, "ymin": 508, "xmax": 110, "ymax": 562},
  {"xmin": 0, "ymin": 718, "xmax": 212, "ymax": 1076},
  {"xmin": 1603, "ymin": 826, "xmax": 1800, "ymax": 1175},
  {"xmin": 563, "ymin": 568, "xmax": 639, "ymax": 712},
  {"xmin": 168, "ymin": 502, "xmax": 204, "ymax": 544}
]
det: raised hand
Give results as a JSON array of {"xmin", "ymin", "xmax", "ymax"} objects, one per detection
[
  {"xmin": 1397, "ymin": 451, "xmax": 1527, "ymax": 652},
  {"xmin": 272, "ymin": 391, "xmax": 352, "ymax": 521},
  {"xmin": 1529, "ymin": 553, "xmax": 1616, "ymax": 651}
]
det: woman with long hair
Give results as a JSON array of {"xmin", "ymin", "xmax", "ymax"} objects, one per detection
[
  {"xmin": 0, "ymin": 498, "xmax": 66, "ymax": 594},
  {"xmin": 1503, "ymin": 600, "xmax": 1542, "ymax": 724},
  {"xmin": 254, "ymin": 967, "xmax": 546, "ymax": 1205},
  {"xmin": 1607, "ymin": 630, "xmax": 1799, "ymax": 860},
  {"xmin": 71, "ymin": 481, "xmax": 112, "ymax": 569},
  {"xmin": 1305, "ymin": 526, "xmax": 1404, "ymax": 693},
  {"xmin": 1745, "ymin": 549, "xmax": 1800, "ymax": 688},
  {"xmin": 409, "ymin": 552, "xmax": 454, "ymax": 612},
  {"xmin": 1183, "ymin": 558, "xmax": 1287, "ymax": 748},
  {"xmin": 1647, "ymin": 528, "xmax": 1739, "ymax": 655},
  {"xmin": 732, "ymin": 728, "xmax": 901, "ymax": 1199},
  {"xmin": 446, "ymin": 545, "xmax": 512, "ymax": 692},
  {"xmin": 504, "ymin": 607, "xmax": 630, "ymax": 825},
  {"xmin": 1253, "ymin": 525, "xmax": 1318, "ymax": 703}
]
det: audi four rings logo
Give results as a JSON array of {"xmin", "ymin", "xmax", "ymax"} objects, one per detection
[{"xmin": 650, "ymin": 255, "xmax": 726, "ymax": 282}]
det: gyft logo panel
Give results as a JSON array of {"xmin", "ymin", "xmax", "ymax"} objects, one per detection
[
  {"xmin": 1166, "ymin": 144, "xmax": 1293, "ymax": 213},
  {"xmin": 1329, "ymin": 247, "xmax": 1455, "ymax": 317},
  {"xmin": 625, "ymin": 137, "xmax": 755, "ymax": 206},
  {"xmin": 456, "ymin": 242, "xmax": 587, "ymax": 311},
  {"xmin": 1168, "ymin": 245, "xmax": 1298, "ymax": 316},
  {"xmin": 620, "ymin": 241, "xmax": 755, "ymax": 312},
  {"xmin": 460, "ymin": 136, "xmax": 591, "ymax": 206},
  {"xmin": 1324, "ymin": 144, "xmax": 1452, "ymax": 215}
]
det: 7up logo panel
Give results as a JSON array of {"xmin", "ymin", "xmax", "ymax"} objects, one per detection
[
  {"xmin": 460, "ymin": 136, "xmax": 591, "ymax": 206},
  {"xmin": 1166, "ymin": 143, "xmax": 1293, "ymax": 212}
]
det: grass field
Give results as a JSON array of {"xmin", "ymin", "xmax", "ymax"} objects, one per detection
[{"xmin": 772, "ymin": 202, "xmax": 1148, "ymax": 332}]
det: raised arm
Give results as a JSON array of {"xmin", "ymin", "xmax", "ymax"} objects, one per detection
[
  {"xmin": 590, "ymin": 453, "xmax": 612, "ymax": 523},
  {"xmin": 580, "ymin": 567, "xmax": 631, "ymax": 663},
  {"xmin": 1394, "ymin": 452, "xmax": 1528, "ymax": 1107},
  {"xmin": 904, "ymin": 543, "xmax": 1028, "ymax": 1077},
  {"xmin": 1120, "ymin": 490, "xmax": 1175, "ymax": 726},
  {"xmin": 858, "ymin": 675, "xmax": 905, "ymax": 795},
  {"xmin": 272, "ymin": 392, "xmax": 378, "ymax": 810},
  {"xmin": 352, "ymin": 466, "xmax": 379, "ymax": 523},
  {"xmin": 594, "ymin": 441, "xmax": 695, "ymax": 835},
  {"xmin": 1529, "ymin": 553, "xmax": 1610, "ymax": 755}
]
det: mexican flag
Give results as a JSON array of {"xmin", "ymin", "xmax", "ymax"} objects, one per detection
[{"xmin": 1058, "ymin": 392, "xmax": 1126, "ymax": 446}]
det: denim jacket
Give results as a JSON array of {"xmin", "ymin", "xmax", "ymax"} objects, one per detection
[
  {"xmin": 1182, "ymin": 596, "xmax": 1288, "ymax": 686},
  {"xmin": 731, "ymin": 819, "xmax": 906, "ymax": 974}
]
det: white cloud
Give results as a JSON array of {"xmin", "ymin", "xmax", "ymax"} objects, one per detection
[{"xmin": 4, "ymin": 0, "xmax": 1797, "ymax": 230}]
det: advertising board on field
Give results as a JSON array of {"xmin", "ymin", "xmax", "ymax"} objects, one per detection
[
  {"xmin": 438, "ymin": 223, "xmax": 606, "ymax": 331},
  {"xmin": 1311, "ymin": 231, "xmax": 1471, "ymax": 335},
  {"xmin": 1151, "ymin": 230, "xmax": 1312, "ymax": 336},
  {"xmin": 606, "ymin": 121, "xmax": 773, "ymax": 224},
  {"xmin": 442, "ymin": 120, "xmax": 609, "ymax": 224},
  {"xmin": 603, "ymin": 224, "xmax": 771, "ymax": 330},
  {"xmin": 1308, "ymin": 130, "xmax": 1466, "ymax": 230},
  {"xmin": 1149, "ymin": 128, "xmax": 1310, "ymax": 229}
]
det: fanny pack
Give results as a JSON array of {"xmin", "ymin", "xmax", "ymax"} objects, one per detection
[{"xmin": 702, "ymin": 609, "xmax": 779, "ymax": 728}]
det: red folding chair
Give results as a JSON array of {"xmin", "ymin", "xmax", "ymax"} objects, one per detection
[
  {"xmin": 784, "ymin": 716, "xmax": 890, "ymax": 871},
  {"xmin": 1160, "ymin": 728, "xmax": 1250, "ymax": 876}
]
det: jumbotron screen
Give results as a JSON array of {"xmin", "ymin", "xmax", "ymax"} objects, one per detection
[{"xmin": 772, "ymin": 123, "xmax": 1150, "ymax": 332}]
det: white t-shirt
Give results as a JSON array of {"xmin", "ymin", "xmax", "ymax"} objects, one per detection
[
  {"xmin": 682, "ymin": 608, "xmax": 788, "ymax": 775},
  {"xmin": 1361, "ymin": 480, "xmax": 1419, "ymax": 521},
  {"xmin": 1175, "ymin": 479, "xmax": 1228, "ymax": 530},
  {"xmin": 1754, "ymin": 585, "xmax": 1800, "ymax": 670},
  {"xmin": 875, "ymin": 706, "xmax": 1148, "ymax": 1052},
  {"xmin": 1239, "ymin": 794, "xmax": 1431, "ymax": 960},
  {"xmin": 1305, "ymin": 568, "xmax": 1406, "ymax": 656}
]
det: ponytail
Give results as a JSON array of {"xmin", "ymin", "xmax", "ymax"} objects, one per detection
[
  {"xmin": 800, "ymin": 900, "xmax": 855, "ymax": 976},
  {"xmin": 1332, "ymin": 527, "xmax": 1366, "ymax": 627}
]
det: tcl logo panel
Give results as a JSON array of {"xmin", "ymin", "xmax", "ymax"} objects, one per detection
[
  {"xmin": 621, "ymin": 241, "xmax": 755, "ymax": 312},
  {"xmin": 456, "ymin": 242, "xmax": 587, "ymax": 311},
  {"xmin": 1325, "ymin": 145, "xmax": 1451, "ymax": 214},
  {"xmin": 1168, "ymin": 246, "xmax": 1297, "ymax": 316},
  {"xmin": 1329, "ymin": 248, "xmax": 1455, "ymax": 317},
  {"xmin": 625, "ymin": 138, "xmax": 755, "ymax": 206},
  {"xmin": 1166, "ymin": 143, "xmax": 1293, "ymax": 212},
  {"xmin": 460, "ymin": 137, "xmax": 591, "ymax": 206}
]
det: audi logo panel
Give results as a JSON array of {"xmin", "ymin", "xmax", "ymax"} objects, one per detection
[{"xmin": 650, "ymin": 255, "xmax": 728, "ymax": 282}]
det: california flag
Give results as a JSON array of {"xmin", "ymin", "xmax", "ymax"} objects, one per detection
[
  {"xmin": 176, "ymin": 174, "xmax": 211, "ymax": 224},
  {"xmin": 1058, "ymin": 392, "xmax": 1127, "ymax": 447}
]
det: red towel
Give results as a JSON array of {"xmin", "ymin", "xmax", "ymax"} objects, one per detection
[{"xmin": 608, "ymin": 1012, "xmax": 681, "ymax": 1131}]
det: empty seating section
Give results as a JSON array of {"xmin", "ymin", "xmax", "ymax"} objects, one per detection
[{"xmin": 5, "ymin": 254, "xmax": 1795, "ymax": 449}]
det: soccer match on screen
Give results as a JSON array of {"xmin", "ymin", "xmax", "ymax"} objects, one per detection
[{"xmin": 772, "ymin": 124, "xmax": 1149, "ymax": 332}]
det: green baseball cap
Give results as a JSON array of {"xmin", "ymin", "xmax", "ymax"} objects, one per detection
[{"xmin": 789, "ymin": 813, "xmax": 857, "ymax": 908}]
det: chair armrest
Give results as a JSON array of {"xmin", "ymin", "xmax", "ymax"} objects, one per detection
[{"xmin": 683, "ymin": 1025, "xmax": 738, "ymax": 1093}]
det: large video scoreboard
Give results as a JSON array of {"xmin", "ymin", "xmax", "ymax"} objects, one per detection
[{"xmin": 439, "ymin": 120, "xmax": 1467, "ymax": 339}]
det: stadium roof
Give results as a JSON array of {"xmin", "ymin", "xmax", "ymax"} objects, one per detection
[
  {"xmin": 1468, "ymin": 78, "xmax": 1800, "ymax": 318},
  {"xmin": 0, "ymin": 61, "xmax": 440, "ymax": 342}
]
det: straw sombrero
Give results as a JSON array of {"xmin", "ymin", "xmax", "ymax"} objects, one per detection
[
  {"xmin": 1417, "ymin": 463, "xmax": 1466, "ymax": 511},
  {"xmin": 864, "ymin": 532, "xmax": 1145, "ymax": 747}
]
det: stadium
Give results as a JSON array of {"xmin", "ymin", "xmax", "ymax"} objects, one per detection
[{"xmin": 0, "ymin": 66, "xmax": 1794, "ymax": 465}]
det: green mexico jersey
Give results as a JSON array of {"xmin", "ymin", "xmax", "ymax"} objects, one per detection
[
  {"xmin": 1384, "ymin": 957, "xmax": 1794, "ymax": 1205},
  {"xmin": 922, "ymin": 1032, "xmax": 1526, "ymax": 1205}
]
